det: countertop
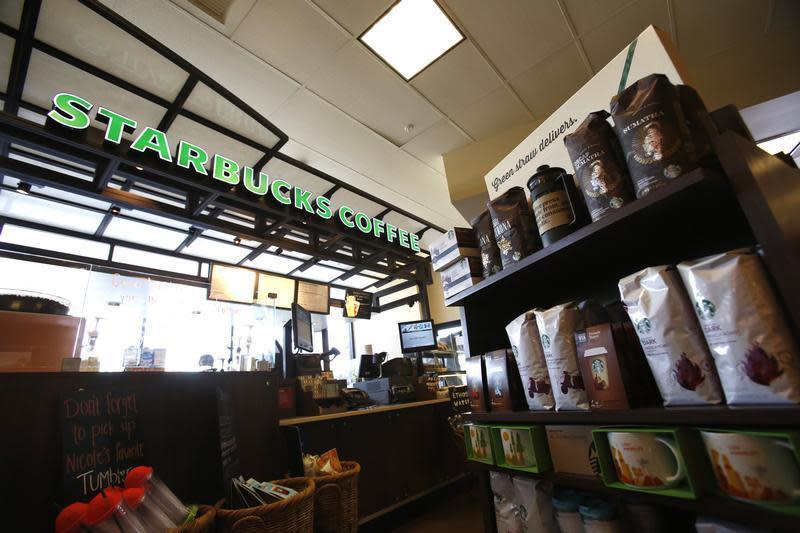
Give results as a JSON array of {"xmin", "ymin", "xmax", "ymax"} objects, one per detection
[{"xmin": 279, "ymin": 398, "xmax": 449, "ymax": 426}]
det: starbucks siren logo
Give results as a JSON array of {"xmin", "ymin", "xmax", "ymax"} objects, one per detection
[
  {"xmin": 695, "ymin": 298, "xmax": 716, "ymax": 320},
  {"xmin": 636, "ymin": 317, "xmax": 652, "ymax": 335},
  {"xmin": 541, "ymin": 334, "xmax": 551, "ymax": 350}
]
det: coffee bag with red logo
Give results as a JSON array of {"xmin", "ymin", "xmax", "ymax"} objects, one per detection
[
  {"xmin": 619, "ymin": 265, "xmax": 724, "ymax": 406},
  {"xmin": 506, "ymin": 311, "xmax": 555, "ymax": 411},
  {"xmin": 678, "ymin": 249, "xmax": 800, "ymax": 404},
  {"xmin": 534, "ymin": 302, "xmax": 589, "ymax": 411}
]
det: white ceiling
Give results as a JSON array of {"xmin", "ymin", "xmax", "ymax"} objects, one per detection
[{"xmin": 94, "ymin": 0, "xmax": 799, "ymax": 236}]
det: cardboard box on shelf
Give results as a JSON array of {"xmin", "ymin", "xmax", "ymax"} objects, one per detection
[
  {"xmin": 430, "ymin": 228, "xmax": 479, "ymax": 272},
  {"xmin": 441, "ymin": 256, "xmax": 483, "ymax": 299},
  {"xmin": 465, "ymin": 355, "xmax": 489, "ymax": 413},
  {"xmin": 545, "ymin": 425, "xmax": 601, "ymax": 478}
]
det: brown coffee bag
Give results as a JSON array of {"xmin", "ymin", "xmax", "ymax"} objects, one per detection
[
  {"xmin": 564, "ymin": 110, "xmax": 636, "ymax": 221},
  {"xmin": 610, "ymin": 74, "xmax": 697, "ymax": 198},
  {"xmin": 487, "ymin": 186, "xmax": 541, "ymax": 268},
  {"xmin": 678, "ymin": 249, "xmax": 800, "ymax": 405},
  {"xmin": 471, "ymin": 209, "xmax": 503, "ymax": 278},
  {"xmin": 677, "ymin": 85, "xmax": 716, "ymax": 165},
  {"xmin": 619, "ymin": 265, "xmax": 724, "ymax": 406},
  {"xmin": 534, "ymin": 302, "xmax": 590, "ymax": 411}
]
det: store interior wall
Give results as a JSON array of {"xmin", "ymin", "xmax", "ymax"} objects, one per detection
[{"xmin": 426, "ymin": 271, "xmax": 461, "ymax": 325}]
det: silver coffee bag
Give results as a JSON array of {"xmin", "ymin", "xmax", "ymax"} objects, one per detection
[
  {"xmin": 619, "ymin": 265, "xmax": 724, "ymax": 405},
  {"xmin": 678, "ymin": 250, "xmax": 800, "ymax": 405},
  {"xmin": 506, "ymin": 311, "xmax": 556, "ymax": 411},
  {"xmin": 534, "ymin": 303, "xmax": 590, "ymax": 411}
]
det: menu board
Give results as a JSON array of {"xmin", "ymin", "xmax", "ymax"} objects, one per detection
[
  {"xmin": 296, "ymin": 280, "xmax": 330, "ymax": 314},
  {"xmin": 60, "ymin": 388, "xmax": 145, "ymax": 501},
  {"xmin": 343, "ymin": 289, "xmax": 373, "ymax": 319},
  {"xmin": 209, "ymin": 264, "xmax": 256, "ymax": 304},
  {"xmin": 256, "ymin": 272, "xmax": 296, "ymax": 309},
  {"xmin": 399, "ymin": 320, "xmax": 436, "ymax": 352}
]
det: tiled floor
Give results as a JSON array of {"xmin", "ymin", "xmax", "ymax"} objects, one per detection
[{"xmin": 360, "ymin": 477, "xmax": 485, "ymax": 533}]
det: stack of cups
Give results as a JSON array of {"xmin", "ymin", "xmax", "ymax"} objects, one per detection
[
  {"xmin": 85, "ymin": 489, "xmax": 147, "ymax": 533},
  {"xmin": 121, "ymin": 487, "xmax": 176, "ymax": 530},
  {"xmin": 125, "ymin": 466, "xmax": 190, "ymax": 526}
]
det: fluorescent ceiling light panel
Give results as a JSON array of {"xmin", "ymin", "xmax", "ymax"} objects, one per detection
[
  {"xmin": 757, "ymin": 131, "xmax": 800, "ymax": 155},
  {"xmin": 360, "ymin": 0, "xmax": 463, "ymax": 80}
]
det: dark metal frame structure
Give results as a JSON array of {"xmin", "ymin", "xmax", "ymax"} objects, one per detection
[{"xmin": 0, "ymin": 0, "xmax": 443, "ymax": 311}]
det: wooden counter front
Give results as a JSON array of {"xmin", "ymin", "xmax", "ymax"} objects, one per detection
[{"xmin": 281, "ymin": 397, "xmax": 467, "ymax": 524}]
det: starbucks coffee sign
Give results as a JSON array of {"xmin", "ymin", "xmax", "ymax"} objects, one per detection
[{"xmin": 47, "ymin": 92, "xmax": 421, "ymax": 252}]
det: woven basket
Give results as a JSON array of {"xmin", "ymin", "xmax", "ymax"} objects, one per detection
[
  {"xmin": 214, "ymin": 477, "xmax": 315, "ymax": 533},
  {"xmin": 314, "ymin": 461, "xmax": 360, "ymax": 533},
  {"xmin": 168, "ymin": 505, "xmax": 216, "ymax": 533}
]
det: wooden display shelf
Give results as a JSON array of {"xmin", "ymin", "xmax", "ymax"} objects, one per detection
[
  {"xmin": 465, "ymin": 406, "xmax": 800, "ymax": 428},
  {"xmin": 445, "ymin": 166, "xmax": 753, "ymax": 309},
  {"xmin": 478, "ymin": 464, "xmax": 800, "ymax": 531}
]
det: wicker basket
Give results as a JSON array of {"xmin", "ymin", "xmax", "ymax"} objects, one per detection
[
  {"xmin": 214, "ymin": 477, "xmax": 315, "ymax": 533},
  {"xmin": 168, "ymin": 505, "xmax": 216, "ymax": 533},
  {"xmin": 314, "ymin": 461, "xmax": 360, "ymax": 533}
]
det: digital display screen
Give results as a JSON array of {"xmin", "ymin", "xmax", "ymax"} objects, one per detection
[{"xmin": 398, "ymin": 320, "xmax": 436, "ymax": 353}]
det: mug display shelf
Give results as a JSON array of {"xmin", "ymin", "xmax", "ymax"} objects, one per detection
[{"xmin": 477, "ymin": 463, "xmax": 800, "ymax": 531}]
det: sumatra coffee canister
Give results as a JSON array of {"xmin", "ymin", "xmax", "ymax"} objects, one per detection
[
  {"xmin": 564, "ymin": 111, "xmax": 636, "ymax": 222},
  {"xmin": 526, "ymin": 165, "xmax": 588, "ymax": 247},
  {"xmin": 487, "ymin": 186, "xmax": 541, "ymax": 267}
]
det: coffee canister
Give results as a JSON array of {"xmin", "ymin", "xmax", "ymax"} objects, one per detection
[{"xmin": 526, "ymin": 165, "xmax": 588, "ymax": 247}]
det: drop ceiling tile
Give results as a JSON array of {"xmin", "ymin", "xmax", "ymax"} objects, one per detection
[
  {"xmin": 168, "ymin": 115, "xmax": 264, "ymax": 168},
  {"xmin": 328, "ymin": 188, "xmax": 385, "ymax": 217},
  {"xmin": 444, "ymin": 0, "xmax": 572, "ymax": 80},
  {"xmin": 381, "ymin": 212, "xmax": 426, "ymax": 234},
  {"xmin": 580, "ymin": 0, "xmax": 670, "ymax": 71},
  {"xmin": 450, "ymin": 86, "xmax": 530, "ymax": 141},
  {"xmin": 411, "ymin": 40, "xmax": 501, "ymax": 116},
  {"xmin": 402, "ymin": 120, "xmax": 470, "ymax": 174},
  {"xmin": 36, "ymin": 0, "xmax": 189, "ymax": 101},
  {"xmin": 674, "ymin": 0, "xmax": 768, "ymax": 61},
  {"xmin": 510, "ymin": 43, "xmax": 589, "ymax": 119},
  {"xmin": 562, "ymin": 0, "xmax": 629, "ymax": 36},
  {"xmin": 0, "ymin": 0, "xmax": 24, "ymax": 29},
  {"xmin": 306, "ymin": 41, "xmax": 441, "ymax": 145},
  {"xmin": 170, "ymin": 0, "xmax": 257, "ymax": 37},
  {"xmin": 232, "ymin": 0, "xmax": 349, "ymax": 84},
  {"xmin": 314, "ymin": 0, "xmax": 395, "ymax": 35}
]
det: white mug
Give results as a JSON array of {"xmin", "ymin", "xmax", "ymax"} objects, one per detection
[
  {"xmin": 701, "ymin": 431, "xmax": 800, "ymax": 503},
  {"xmin": 607, "ymin": 432, "xmax": 684, "ymax": 488}
]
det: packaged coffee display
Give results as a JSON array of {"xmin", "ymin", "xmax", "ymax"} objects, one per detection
[
  {"xmin": 512, "ymin": 476, "xmax": 557, "ymax": 533},
  {"xmin": 534, "ymin": 302, "xmax": 590, "ymax": 411},
  {"xmin": 506, "ymin": 311, "xmax": 555, "ymax": 411},
  {"xmin": 678, "ymin": 85, "xmax": 716, "ymax": 165},
  {"xmin": 470, "ymin": 209, "xmax": 503, "ymax": 278},
  {"xmin": 564, "ymin": 111, "xmax": 636, "ymax": 222},
  {"xmin": 487, "ymin": 186, "xmax": 541, "ymax": 268},
  {"xmin": 678, "ymin": 249, "xmax": 800, "ymax": 405},
  {"xmin": 465, "ymin": 355, "xmax": 489, "ymax": 412},
  {"xmin": 619, "ymin": 265, "xmax": 724, "ymax": 406},
  {"xmin": 610, "ymin": 73, "xmax": 697, "ymax": 198},
  {"xmin": 526, "ymin": 165, "xmax": 589, "ymax": 247},
  {"xmin": 484, "ymin": 348, "xmax": 526, "ymax": 412}
]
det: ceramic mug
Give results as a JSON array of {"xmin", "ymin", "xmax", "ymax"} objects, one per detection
[
  {"xmin": 500, "ymin": 428, "xmax": 532, "ymax": 466},
  {"xmin": 607, "ymin": 432, "xmax": 684, "ymax": 488},
  {"xmin": 701, "ymin": 431, "xmax": 800, "ymax": 503}
]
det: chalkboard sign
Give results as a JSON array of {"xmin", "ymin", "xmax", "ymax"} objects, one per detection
[
  {"xmin": 217, "ymin": 387, "xmax": 240, "ymax": 501},
  {"xmin": 449, "ymin": 385, "xmax": 471, "ymax": 414},
  {"xmin": 60, "ymin": 388, "xmax": 145, "ymax": 502}
]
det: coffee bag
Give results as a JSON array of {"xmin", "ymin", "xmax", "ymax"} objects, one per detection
[
  {"xmin": 506, "ymin": 311, "xmax": 555, "ymax": 410},
  {"xmin": 678, "ymin": 85, "xmax": 716, "ymax": 165},
  {"xmin": 564, "ymin": 110, "xmax": 635, "ymax": 221},
  {"xmin": 619, "ymin": 266, "xmax": 724, "ymax": 406},
  {"xmin": 534, "ymin": 303, "xmax": 590, "ymax": 411},
  {"xmin": 471, "ymin": 209, "xmax": 503, "ymax": 278},
  {"xmin": 487, "ymin": 186, "xmax": 541, "ymax": 268},
  {"xmin": 610, "ymin": 74, "xmax": 697, "ymax": 198},
  {"xmin": 678, "ymin": 249, "xmax": 800, "ymax": 405}
]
